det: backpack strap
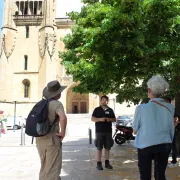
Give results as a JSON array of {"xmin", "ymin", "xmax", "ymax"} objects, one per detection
[
  {"xmin": 47, "ymin": 98, "xmax": 58, "ymax": 129},
  {"xmin": 151, "ymin": 100, "xmax": 173, "ymax": 116},
  {"xmin": 51, "ymin": 116, "xmax": 59, "ymax": 145},
  {"xmin": 47, "ymin": 99, "xmax": 59, "ymax": 144},
  {"xmin": 50, "ymin": 116, "xmax": 59, "ymax": 129}
]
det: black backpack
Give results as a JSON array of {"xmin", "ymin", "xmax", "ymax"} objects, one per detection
[{"xmin": 25, "ymin": 98, "xmax": 57, "ymax": 137}]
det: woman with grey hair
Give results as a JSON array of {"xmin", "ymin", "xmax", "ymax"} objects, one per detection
[{"xmin": 132, "ymin": 75, "xmax": 174, "ymax": 180}]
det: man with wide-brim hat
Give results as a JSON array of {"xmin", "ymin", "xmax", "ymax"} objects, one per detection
[
  {"xmin": 43, "ymin": 80, "xmax": 67, "ymax": 99},
  {"xmin": 36, "ymin": 80, "xmax": 67, "ymax": 180}
]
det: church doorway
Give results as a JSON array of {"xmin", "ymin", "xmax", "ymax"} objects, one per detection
[
  {"xmin": 80, "ymin": 102, "xmax": 87, "ymax": 113},
  {"xmin": 66, "ymin": 87, "xmax": 89, "ymax": 114},
  {"xmin": 72, "ymin": 102, "xmax": 78, "ymax": 113}
]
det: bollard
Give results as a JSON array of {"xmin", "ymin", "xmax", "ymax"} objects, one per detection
[
  {"xmin": 20, "ymin": 126, "xmax": 25, "ymax": 145},
  {"xmin": 31, "ymin": 137, "xmax": 34, "ymax": 144},
  {"xmin": 89, "ymin": 128, "xmax": 92, "ymax": 144},
  {"xmin": 23, "ymin": 132, "xmax": 25, "ymax": 145}
]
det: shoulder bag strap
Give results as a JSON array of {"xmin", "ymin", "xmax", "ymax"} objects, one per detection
[{"xmin": 151, "ymin": 100, "xmax": 173, "ymax": 116}]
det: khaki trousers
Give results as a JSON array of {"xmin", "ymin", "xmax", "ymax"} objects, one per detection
[{"xmin": 37, "ymin": 142, "xmax": 62, "ymax": 180}]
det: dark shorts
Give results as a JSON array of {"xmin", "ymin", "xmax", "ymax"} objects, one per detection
[{"xmin": 94, "ymin": 132, "xmax": 114, "ymax": 150}]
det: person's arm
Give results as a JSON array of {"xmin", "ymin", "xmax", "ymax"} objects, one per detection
[
  {"xmin": 132, "ymin": 105, "xmax": 141, "ymax": 135},
  {"xmin": 55, "ymin": 102, "xmax": 67, "ymax": 140},
  {"xmin": 91, "ymin": 116, "xmax": 105, "ymax": 122},
  {"xmin": 56, "ymin": 111, "xmax": 67, "ymax": 140},
  {"xmin": 174, "ymin": 109, "xmax": 180, "ymax": 127},
  {"xmin": 174, "ymin": 117, "xmax": 179, "ymax": 127},
  {"xmin": 106, "ymin": 117, "xmax": 116, "ymax": 122}
]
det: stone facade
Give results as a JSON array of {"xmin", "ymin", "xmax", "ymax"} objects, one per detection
[{"xmin": 0, "ymin": 0, "xmax": 136, "ymax": 117}]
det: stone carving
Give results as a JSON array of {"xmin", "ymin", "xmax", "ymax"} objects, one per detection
[
  {"xmin": 0, "ymin": 27, "xmax": 17, "ymax": 59},
  {"xmin": 38, "ymin": 26, "xmax": 57, "ymax": 59},
  {"xmin": 72, "ymin": 92, "xmax": 88, "ymax": 101},
  {"xmin": 47, "ymin": 33, "xmax": 57, "ymax": 58},
  {"xmin": 0, "ymin": 35, "xmax": 3, "ymax": 58}
]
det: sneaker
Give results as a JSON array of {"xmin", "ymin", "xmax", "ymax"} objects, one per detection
[
  {"xmin": 105, "ymin": 163, "xmax": 113, "ymax": 169},
  {"xmin": 168, "ymin": 163, "xmax": 177, "ymax": 168},
  {"xmin": 96, "ymin": 162, "xmax": 103, "ymax": 170},
  {"xmin": 171, "ymin": 160, "xmax": 177, "ymax": 164}
]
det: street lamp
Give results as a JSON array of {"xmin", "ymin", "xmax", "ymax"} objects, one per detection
[{"xmin": 113, "ymin": 98, "xmax": 116, "ymax": 112}]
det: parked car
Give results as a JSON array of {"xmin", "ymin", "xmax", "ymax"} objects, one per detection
[
  {"xmin": 6, "ymin": 116, "xmax": 26, "ymax": 130},
  {"xmin": 116, "ymin": 115, "xmax": 133, "ymax": 127}
]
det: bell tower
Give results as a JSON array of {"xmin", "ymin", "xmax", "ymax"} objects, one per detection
[
  {"xmin": 0, "ymin": 0, "xmax": 58, "ymax": 113},
  {"xmin": 0, "ymin": 0, "xmax": 96, "ymax": 116},
  {"xmin": 3, "ymin": 0, "xmax": 14, "ymax": 27}
]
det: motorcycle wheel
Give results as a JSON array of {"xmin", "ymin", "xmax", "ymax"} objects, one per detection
[{"xmin": 115, "ymin": 135, "xmax": 126, "ymax": 145}]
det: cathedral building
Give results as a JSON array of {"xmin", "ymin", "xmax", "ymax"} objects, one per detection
[{"xmin": 0, "ymin": 0, "xmax": 136, "ymax": 117}]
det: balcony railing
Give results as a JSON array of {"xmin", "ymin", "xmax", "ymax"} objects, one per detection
[{"xmin": 13, "ymin": 15, "xmax": 43, "ymax": 26}]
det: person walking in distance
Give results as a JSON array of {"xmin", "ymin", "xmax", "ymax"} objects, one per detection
[
  {"xmin": 92, "ymin": 95, "xmax": 116, "ymax": 170},
  {"xmin": 163, "ymin": 96, "xmax": 179, "ymax": 167},
  {"xmin": 36, "ymin": 80, "xmax": 67, "ymax": 180}
]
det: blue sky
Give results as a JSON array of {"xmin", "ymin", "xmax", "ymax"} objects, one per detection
[{"xmin": 0, "ymin": 0, "xmax": 4, "ymax": 29}]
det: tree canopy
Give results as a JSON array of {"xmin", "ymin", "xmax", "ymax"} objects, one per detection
[{"xmin": 60, "ymin": 0, "xmax": 180, "ymax": 104}]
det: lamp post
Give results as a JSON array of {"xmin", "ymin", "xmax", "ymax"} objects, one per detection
[
  {"xmin": 13, "ymin": 101, "xmax": 17, "ymax": 132},
  {"xmin": 113, "ymin": 98, "xmax": 116, "ymax": 112}
]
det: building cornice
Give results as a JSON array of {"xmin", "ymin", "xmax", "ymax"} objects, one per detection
[
  {"xmin": 13, "ymin": 15, "xmax": 43, "ymax": 26},
  {"xmin": 55, "ymin": 18, "xmax": 75, "ymax": 29},
  {"xmin": 14, "ymin": 72, "xmax": 39, "ymax": 74}
]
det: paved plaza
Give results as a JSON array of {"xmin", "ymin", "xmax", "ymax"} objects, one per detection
[{"xmin": 0, "ymin": 119, "xmax": 180, "ymax": 180}]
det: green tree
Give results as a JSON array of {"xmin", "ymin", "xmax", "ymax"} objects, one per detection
[{"xmin": 60, "ymin": 0, "xmax": 180, "ymax": 105}]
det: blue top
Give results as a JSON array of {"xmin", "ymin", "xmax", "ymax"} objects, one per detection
[{"xmin": 132, "ymin": 98, "xmax": 175, "ymax": 149}]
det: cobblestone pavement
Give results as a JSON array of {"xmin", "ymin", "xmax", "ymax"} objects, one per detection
[{"xmin": 0, "ymin": 121, "xmax": 180, "ymax": 180}]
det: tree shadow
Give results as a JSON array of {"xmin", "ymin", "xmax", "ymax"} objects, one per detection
[{"xmin": 61, "ymin": 138, "xmax": 140, "ymax": 180}]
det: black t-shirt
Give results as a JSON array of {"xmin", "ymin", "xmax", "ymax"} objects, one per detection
[{"xmin": 92, "ymin": 106, "xmax": 116, "ymax": 133}]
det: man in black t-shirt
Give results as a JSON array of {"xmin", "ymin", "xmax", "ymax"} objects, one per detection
[{"xmin": 92, "ymin": 95, "xmax": 116, "ymax": 170}]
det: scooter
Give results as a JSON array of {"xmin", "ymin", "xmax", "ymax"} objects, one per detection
[{"xmin": 113, "ymin": 125, "xmax": 135, "ymax": 145}]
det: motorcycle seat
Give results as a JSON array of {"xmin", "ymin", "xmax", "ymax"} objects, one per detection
[{"xmin": 116, "ymin": 125, "xmax": 133, "ymax": 130}]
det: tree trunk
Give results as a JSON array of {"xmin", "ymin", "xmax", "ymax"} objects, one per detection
[{"xmin": 175, "ymin": 93, "xmax": 180, "ymax": 156}]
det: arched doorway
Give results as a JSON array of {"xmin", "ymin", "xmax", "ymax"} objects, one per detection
[{"xmin": 66, "ymin": 87, "xmax": 89, "ymax": 114}]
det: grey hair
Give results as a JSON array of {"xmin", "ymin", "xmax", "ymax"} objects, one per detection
[{"xmin": 147, "ymin": 75, "xmax": 169, "ymax": 97}]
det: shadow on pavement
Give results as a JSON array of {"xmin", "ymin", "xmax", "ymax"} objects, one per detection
[{"xmin": 61, "ymin": 138, "xmax": 180, "ymax": 180}]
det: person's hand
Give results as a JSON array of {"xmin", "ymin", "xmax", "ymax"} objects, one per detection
[
  {"xmin": 99, "ymin": 118, "xmax": 105, "ymax": 122},
  {"xmin": 56, "ymin": 132, "xmax": 65, "ymax": 140},
  {"xmin": 106, "ymin": 118, "xmax": 111, "ymax": 122},
  {"xmin": 174, "ymin": 117, "xmax": 179, "ymax": 127}
]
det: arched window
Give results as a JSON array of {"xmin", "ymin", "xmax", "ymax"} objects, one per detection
[
  {"xmin": 22, "ymin": 79, "xmax": 30, "ymax": 98},
  {"xmin": 26, "ymin": 26, "xmax": 29, "ymax": 38},
  {"xmin": 24, "ymin": 55, "xmax": 28, "ymax": 70}
]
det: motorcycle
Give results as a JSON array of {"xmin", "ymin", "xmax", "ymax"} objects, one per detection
[{"xmin": 113, "ymin": 125, "xmax": 135, "ymax": 145}]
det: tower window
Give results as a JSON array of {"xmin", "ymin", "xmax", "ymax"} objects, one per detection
[
  {"xmin": 24, "ymin": 55, "xmax": 28, "ymax": 70},
  {"xmin": 34, "ymin": 8, "xmax": 37, "ymax": 15},
  {"xmin": 24, "ymin": 8, "xmax": 28, "ymax": 15},
  {"xmin": 22, "ymin": 80, "xmax": 30, "ymax": 98},
  {"xmin": 26, "ymin": 26, "xmax": 29, "ymax": 38}
]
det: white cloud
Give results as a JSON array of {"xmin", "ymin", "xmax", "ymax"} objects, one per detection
[{"xmin": 56, "ymin": 0, "xmax": 83, "ymax": 18}]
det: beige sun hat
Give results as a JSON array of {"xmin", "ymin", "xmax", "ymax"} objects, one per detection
[{"xmin": 43, "ymin": 80, "xmax": 67, "ymax": 99}]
